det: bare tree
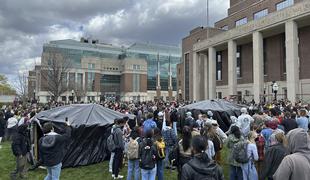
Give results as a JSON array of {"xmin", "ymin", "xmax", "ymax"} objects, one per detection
[
  {"xmin": 13, "ymin": 72, "xmax": 28, "ymax": 103},
  {"xmin": 41, "ymin": 50, "xmax": 72, "ymax": 101}
]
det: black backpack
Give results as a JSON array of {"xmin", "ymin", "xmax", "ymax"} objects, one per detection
[{"xmin": 139, "ymin": 139, "xmax": 156, "ymax": 170}]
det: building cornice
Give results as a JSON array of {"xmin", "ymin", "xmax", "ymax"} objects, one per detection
[{"xmin": 194, "ymin": 1, "xmax": 310, "ymax": 52}]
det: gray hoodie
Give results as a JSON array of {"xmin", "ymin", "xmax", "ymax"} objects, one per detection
[{"xmin": 273, "ymin": 128, "xmax": 310, "ymax": 180}]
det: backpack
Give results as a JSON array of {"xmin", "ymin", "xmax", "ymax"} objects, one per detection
[
  {"xmin": 107, "ymin": 129, "xmax": 117, "ymax": 152},
  {"xmin": 127, "ymin": 138, "xmax": 139, "ymax": 160},
  {"xmin": 232, "ymin": 141, "xmax": 249, "ymax": 163},
  {"xmin": 155, "ymin": 139, "xmax": 166, "ymax": 159},
  {"xmin": 140, "ymin": 139, "xmax": 156, "ymax": 170}
]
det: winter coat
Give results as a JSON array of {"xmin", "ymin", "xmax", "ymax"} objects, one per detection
[
  {"xmin": 261, "ymin": 144, "xmax": 288, "ymax": 180},
  {"xmin": 181, "ymin": 154, "xmax": 224, "ymax": 180},
  {"xmin": 11, "ymin": 124, "xmax": 29, "ymax": 156},
  {"xmin": 273, "ymin": 128, "xmax": 310, "ymax": 180},
  {"xmin": 39, "ymin": 126, "xmax": 71, "ymax": 166}
]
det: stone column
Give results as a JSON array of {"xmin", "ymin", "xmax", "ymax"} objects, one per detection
[
  {"xmin": 228, "ymin": 40, "xmax": 237, "ymax": 97},
  {"xmin": 203, "ymin": 53, "xmax": 209, "ymax": 100},
  {"xmin": 192, "ymin": 52, "xmax": 198, "ymax": 101},
  {"xmin": 253, "ymin": 31, "xmax": 264, "ymax": 103},
  {"xmin": 285, "ymin": 20, "xmax": 299, "ymax": 104},
  {"xmin": 208, "ymin": 47, "xmax": 217, "ymax": 99}
]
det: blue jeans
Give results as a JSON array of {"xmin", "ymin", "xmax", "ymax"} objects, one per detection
[
  {"xmin": 141, "ymin": 165, "xmax": 156, "ymax": 180},
  {"xmin": 164, "ymin": 146, "xmax": 173, "ymax": 167},
  {"xmin": 173, "ymin": 122, "xmax": 177, "ymax": 136},
  {"xmin": 157, "ymin": 160, "xmax": 164, "ymax": 180},
  {"xmin": 44, "ymin": 163, "xmax": 62, "ymax": 180},
  {"xmin": 127, "ymin": 159, "xmax": 140, "ymax": 180},
  {"xmin": 229, "ymin": 165, "xmax": 243, "ymax": 180}
]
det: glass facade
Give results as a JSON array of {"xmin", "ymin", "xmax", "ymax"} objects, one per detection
[
  {"xmin": 43, "ymin": 40, "xmax": 181, "ymax": 93},
  {"xmin": 100, "ymin": 75, "xmax": 121, "ymax": 94},
  {"xmin": 235, "ymin": 17, "xmax": 248, "ymax": 27},
  {"xmin": 254, "ymin": 9, "xmax": 268, "ymax": 20},
  {"xmin": 276, "ymin": 0, "xmax": 294, "ymax": 11}
]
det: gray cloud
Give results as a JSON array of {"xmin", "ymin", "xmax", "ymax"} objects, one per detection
[{"xmin": 0, "ymin": 0, "xmax": 229, "ymax": 83}]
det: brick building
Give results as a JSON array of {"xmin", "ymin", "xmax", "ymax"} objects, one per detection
[
  {"xmin": 178, "ymin": 0, "xmax": 310, "ymax": 104},
  {"xmin": 29, "ymin": 38, "xmax": 181, "ymax": 103}
]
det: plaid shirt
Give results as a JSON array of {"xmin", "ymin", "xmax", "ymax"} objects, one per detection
[{"xmin": 162, "ymin": 127, "xmax": 177, "ymax": 147}]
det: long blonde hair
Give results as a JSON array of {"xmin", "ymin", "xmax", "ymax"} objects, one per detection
[{"xmin": 248, "ymin": 131, "xmax": 257, "ymax": 144}]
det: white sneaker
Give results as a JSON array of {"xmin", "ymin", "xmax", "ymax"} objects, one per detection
[
  {"xmin": 113, "ymin": 175, "xmax": 124, "ymax": 179},
  {"xmin": 112, "ymin": 174, "xmax": 115, "ymax": 178},
  {"xmin": 109, "ymin": 169, "xmax": 112, "ymax": 173}
]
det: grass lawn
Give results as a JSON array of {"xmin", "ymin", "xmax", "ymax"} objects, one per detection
[{"xmin": 0, "ymin": 142, "xmax": 229, "ymax": 180}]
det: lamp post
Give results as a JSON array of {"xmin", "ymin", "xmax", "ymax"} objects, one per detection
[
  {"xmin": 272, "ymin": 81, "xmax": 279, "ymax": 101},
  {"xmin": 71, "ymin": 89, "xmax": 74, "ymax": 104}
]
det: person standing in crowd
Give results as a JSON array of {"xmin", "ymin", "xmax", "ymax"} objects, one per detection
[
  {"xmin": 204, "ymin": 123, "xmax": 222, "ymax": 164},
  {"xmin": 139, "ymin": 130, "xmax": 157, "ymax": 180},
  {"xmin": 273, "ymin": 128, "xmax": 310, "ymax": 180},
  {"xmin": 255, "ymin": 127, "xmax": 265, "ymax": 180},
  {"xmin": 126, "ymin": 127, "xmax": 141, "ymax": 180},
  {"xmin": 39, "ymin": 120, "xmax": 71, "ymax": 180},
  {"xmin": 7, "ymin": 111, "xmax": 18, "ymax": 141},
  {"xmin": 181, "ymin": 135, "xmax": 224, "ymax": 180},
  {"xmin": 0, "ymin": 111, "xmax": 5, "ymax": 148},
  {"xmin": 170, "ymin": 108, "xmax": 179, "ymax": 136},
  {"xmin": 261, "ymin": 130, "xmax": 288, "ymax": 180},
  {"xmin": 184, "ymin": 112, "xmax": 195, "ymax": 128},
  {"xmin": 241, "ymin": 131, "xmax": 259, "ymax": 180},
  {"xmin": 112, "ymin": 118, "xmax": 126, "ymax": 179},
  {"xmin": 109, "ymin": 119, "xmax": 119, "ymax": 173},
  {"xmin": 226, "ymin": 126, "xmax": 244, "ymax": 180},
  {"xmin": 236, "ymin": 108, "xmax": 254, "ymax": 137},
  {"xmin": 162, "ymin": 120, "xmax": 177, "ymax": 169},
  {"xmin": 153, "ymin": 128, "xmax": 164, "ymax": 180},
  {"xmin": 261, "ymin": 121, "xmax": 276, "ymax": 151},
  {"xmin": 10, "ymin": 124, "xmax": 30, "ymax": 180},
  {"xmin": 176, "ymin": 126, "xmax": 193, "ymax": 180},
  {"xmin": 200, "ymin": 127, "xmax": 215, "ymax": 160},
  {"xmin": 296, "ymin": 109, "xmax": 309, "ymax": 132},
  {"xmin": 143, "ymin": 113, "xmax": 157, "ymax": 135},
  {"xmin": 196, "ymin": 114, "xmax": 204, "ymax": 129},
  {"xmin": 280, "ymin": 112, "xmax": 297, "ymax": 134}
]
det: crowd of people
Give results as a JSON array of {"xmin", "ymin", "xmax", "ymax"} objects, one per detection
[{"xmin": 0, "ymin": 99, "xmax": 310, "ymax": 180}]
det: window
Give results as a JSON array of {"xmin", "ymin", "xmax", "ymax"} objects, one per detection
[
  {"xmin": 132, "ymin": 74, "xmax": 140, "ymax": 92},
  {"xmin": 276, "ymin": 0, "xmax": 294, "ymax": 11},
  {"xmin": 217, "ymin": 92, "xmax": 222, "ymax": 99},
  {"xmin": 184, "ymin": 53, "xmax": 190, "ymax": 101},
  {"xmin": 77, "ymin": 73, "xmax": 83, "ymax": 90},
  {"xmin": 237, "ymin": 46, "xmax": 242, "ymax": 78},
  {"xmin": 216, "ymin": 52, "xmax": 222, "ymax": 81},
  {"xmin": 254, "ymin": 9, "xmax": 268, "ymax": 20},
  {"xmin": 133, "ymin": 64, "xmax": 141, "ymax": 70},
  {"xmin": 68, "ymin": 73, "xmax": 75, "ymax": 90},
  {"xmin": 87, "ymin": 72, "xmax": 95, "ymax": 91},
  {"xmin": 235, "ymin": 17, "xmax": 248, "ymax": 27},
  {"xmin": 221, "ymin": 25, "xmax": 228, "ymax": 30},
  {"xmin": 88, "ymin": 63, "xmax": 95, "ymax": 69}
]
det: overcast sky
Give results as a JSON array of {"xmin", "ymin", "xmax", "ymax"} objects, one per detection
[{"xmin": 0, "ymin": 0, "xmax": 229, "ymax": 83}]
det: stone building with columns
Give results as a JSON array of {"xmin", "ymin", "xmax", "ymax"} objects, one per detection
[
  {"xmin": 178, "ymin": 0, "xmax": 310, "ymax": 104},
  {"xmin": 28, "ymin": 39, "xmax": 181, "ymax": 103}
]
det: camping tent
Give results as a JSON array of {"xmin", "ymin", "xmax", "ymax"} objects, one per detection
[
  {"xmin": 30, "ymin": 104, "xmax": 135, "ymax": 168},
  {"xmin": 179, "ymin": 99, "xmax": 246, "ymax": 132}
]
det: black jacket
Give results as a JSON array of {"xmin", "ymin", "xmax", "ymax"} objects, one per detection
[
  {"xmin": 39, "ymin": 126, "xmax": 71, "ymax": 167},
  {"xmin": 181, "ymin": 154, "xmax": 224, "ymax": 180},
  {"xmin": 11, "ymin": 124, "xmax": 29, "ymax": 156},
  {"xmin": 261, "ymin": 144, "xmax": 288, "ymax": 180},
  {"xmin": 0, "ymin": 117, "xmax": 5, "ymax": 137},
  {"xmin": 280, "ymin": 118, "xmax": 298, "ymax": 134}
]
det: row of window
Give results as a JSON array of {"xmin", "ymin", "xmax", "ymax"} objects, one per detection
[{"xmin": 222, "ymin": 0, "xmax": 294, "ymax": 30}]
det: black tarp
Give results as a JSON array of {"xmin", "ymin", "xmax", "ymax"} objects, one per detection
[
  {"xmin": 179, "ymin": 99, "xmax": 246, "ymax": 132},
  {"xmin": 31, "ymin": 104, "xmax": 135, "ymax": 168}
]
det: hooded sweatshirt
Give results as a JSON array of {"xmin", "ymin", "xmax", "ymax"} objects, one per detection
[
  {"xmin": 181, "ymin": 154, "xmax": 224, "ymax": 180},
  {"xmin": 273, "ymin": 128, "xmax": 310, "ymax": 180}
]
